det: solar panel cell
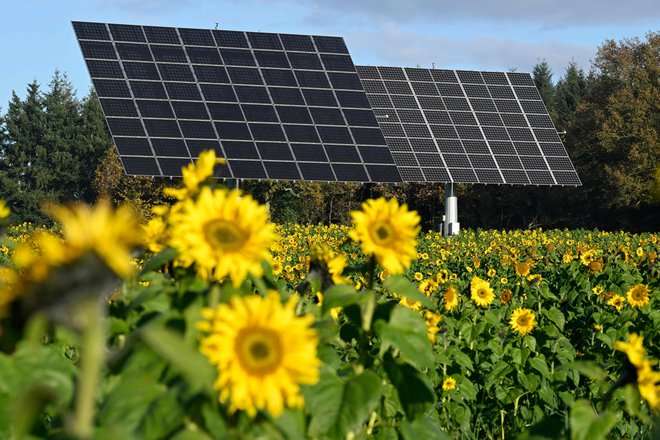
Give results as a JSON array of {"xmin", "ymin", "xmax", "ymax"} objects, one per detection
[
  {"xmin": 80, "ymin": 41, "xmax": 117, "ymax": 59},
  {"xmin": 283, "ymin": 124, "xmax": 320, "ymax": 142},
  {"xmin": 144, "ymin": 26, "xmax": 180, "ymax": 44},
  {"xmin": 280, "ymin": 34, "xmax": 316, "ymax": 51},
  {"xmin": 73, "ymin": 21, "xmax": 111, "ymax": 40},
  {"xmin": 115, "ymin": 137, "xmax": 152, "ymax": 156},
  {"xmin": 299, "ymin": 162, "xmax": 335, "ymax": 180},
  {"xmin": 122, "ymin": 156, "xmax": 160, "ymax": 175},
  {"xmin": 94, "ymin": 79, "xmax": 131, "ymax": 97},
  {"xmin": 179, "ymin": 28, "xmax": 215, "ymax": 46},
  {"xmin": 256, "ymin": 142, "xmax": 294, "ymax": 160},
  {"xmin": 151, "ymin": 138, "xmax": 189, "ymax": 156},
  {"xmin": 87, "ymin": 60, "xmax": 124, "ymax": 78},
  {"xmin": 276, "ymin": 106, "xmax": 313, "ymax": 124},
  {"xmin": 180, "ymin": 120, "xmax": 216, "ymax": 138},
  {"xmin": 264, "ymin": 161, "xmax": 301, "ymax": 179},
  {"xmin": 109, "ymin": 24, "xmax": 146, "ymax": 42},
  {"xmin": 219, "ymin": 48, "xmax": 256, "ymax": 66},
  {"xmin": 332, "ymin": 163, "xmax": 368, "ymax": 181},
  {"xmin": 230, "ymin": 160, "xmax": 267, "ymax": 178},
  {"xmin": 107, "ymin": 118, "xmax": 146, "ymax": 136},
  {"xmin": 242, "ymin": 104, "xmax": 278, "ymax": 122},
  {"xmin": 158, "ymin": 63, "xmax": 195, "ymax": 81},
  {"xmin": 213, "ymin": 30, "xmax": 249, "ymax": 48},
  {"xmin": 123, "ymin": 62, "xmax": 160, "ymax": 80},
  {"xmin": 313, "ymin": 36, "xmax": 349, "ymax": 54},
  {"xmin": 100, "ymin": 98, "xmax": 138, "ymax": 117},
  {"xmin": 249, "ymin": 123, "xmax": 286, "ymax": 141}
]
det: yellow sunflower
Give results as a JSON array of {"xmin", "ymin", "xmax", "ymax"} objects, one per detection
[
  {"xmin": 435, "ymin": 269, "xmax": 449, "ymax": 284},
  {"xmin": 413, "ymin": 271, "xmax": 423, "ymax": 281},
  {"xmin": 424, "ymin": 310, "xmax": 442, "ymax": 343},
  {"xmin": 607, "ymin": 294, "xmax": 625, "ymax": 312},
  {"xmin": 514, "ymin": 262, "xmax": 530, "ymax": 277},
  {"xmin": 198, "ymin": 293, "xmax": 320, "ymax": 417},
  {"xmin": 46, "ymin": 200, "xmax": 142, "ymax": 277},
  {"xmin": 487, "ymin": 268, "xmax": 496, "ymax": 278},
  {"xmin": 509, "ymin": 308, "xmax": 537, "ymax": 335},
  {"xmin": 470, "ymin": 276, "xmax": 494, "ymax": 307},
  {"xmin": 442, "ymin": 377, "xmax": 457, "ymax": 391},
  {"xmin": 349, "ymin": 198, "xmax": 420, "ymax": 275},
  {"xmin": 169, "ymin": 187, "xmax": 277, "ymax": 286},
  {"xmin": 626, "ymin": 284, "xmax": 650, "ymax": 308},
  {"xmin": 499, "ymin": 289, "xmax": 512, "ymax": 304},
  {"xmin": 637, "ymin": 362, "xmax": 660, "ymax": 413},
  {"xmin": 443, "ymin": 285, "xmax": 460, "ymax": 311},
  {"xmin": 0, "ymin": 200, "xmax": 9, "ymax": 220},
  {"xmin": 164, "ymin": 149, "xmax": 225, "ymax": 200},
  {"xmin": 613, "ymin": 333, "xmax": 646, "ymax": 368}
]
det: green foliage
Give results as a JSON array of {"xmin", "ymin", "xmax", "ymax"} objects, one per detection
[{"xmin": 0, "ymin": 75, "xmax": 110, "ymax": 223}]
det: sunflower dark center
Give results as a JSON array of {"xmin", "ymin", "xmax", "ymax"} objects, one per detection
[
  {"xmin": 235, "ymin": 328, "xmax": 283, "ymax": 376},
  {"xmin": 249, "ymin": 341, "xmax": 270, "ymax": 360},
  {"xmin": 371, "ymin": 222, "xmax": 393, "ymax": 245},
  {"xmin": 204, "ymin": 220, "xmax": 246, "ymax": 251}
]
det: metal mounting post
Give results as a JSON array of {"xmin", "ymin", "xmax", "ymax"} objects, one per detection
[{"xmin": 443, "ymin": 182, "xmax": 460, "ymax": 237}]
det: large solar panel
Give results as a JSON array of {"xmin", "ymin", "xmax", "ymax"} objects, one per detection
[
  {"xmin": 73, "ymin": 21, "xmax": 402, "ymax": 183},
  {"xmin": 73, "ymin": 21, "xmax": 580, "ymax": 186},
  {"xmin": 355, "ymin": 66, "xmax": 581, "ymax": 185}
]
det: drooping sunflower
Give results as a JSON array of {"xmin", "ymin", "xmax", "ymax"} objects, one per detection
[
  {"xmin": 46, "ymin": 200, "xmax": 142, "ymax": 277},
  {"xmin": 626, "ymin": 284, "xmax": 650, "ymax": 308},
  {"xmin": 442, "ymin": 377, "xmax": 457, "ymax": 391},
  {"xmin": 349, "ymin": 198, "xmax": 420, "ymax": 275},
  {"xmin": 443, "ymin": 285, "xmax": 460, "ymax": 311},
  {"xmin": 509, "ymin": 308, "xmax": 537, "ymax": 335},
  {"xmin": 169, "ymin": 187, "xmax": 277, "ymax": 286},
  {"xmin": 470, "ymin": 276, "xmax": 494, "ymax": 307},
  {"xmin": 198, "ymin": 293, "xmax": 320, "ymax": 417}
]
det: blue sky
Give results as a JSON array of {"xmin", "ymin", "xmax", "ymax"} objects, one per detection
[{"xmin": 1, "ymin": 0, "xmax": 657, "ymax": 108}]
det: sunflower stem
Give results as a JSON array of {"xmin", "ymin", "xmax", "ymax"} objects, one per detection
[
  {"xmin": 71, "ymin": 297, "xmax": 105, "ymax": 439},
  {"xmin": 367, "ymin": 255, "xmax": 376, "ymax": 291}
]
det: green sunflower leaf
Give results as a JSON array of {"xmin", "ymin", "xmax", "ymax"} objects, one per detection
[
  {"xmin": 304, "ymin": 368, "xmax": 383, "ymax": 439},
  {"xmin": 374, "ymin": 306, "xmax": 434, "ymax": 369},
  {"xmin": 569, "ymin": 399, "xmax": 619, "ymax": 440},
  {"xmin": 383, "ymin": 354, "xmax": 436, "ymax": 420},
  {"xmin": 322, "ymin": 283, "xmax": 360, "ymax": 315}
]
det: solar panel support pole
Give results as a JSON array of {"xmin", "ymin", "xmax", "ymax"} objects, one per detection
[{"xmin": 443, "ymin": 183, "xmax": 460, "ymax": 237}]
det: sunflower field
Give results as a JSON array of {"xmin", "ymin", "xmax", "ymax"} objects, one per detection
[{"xmin": 0, "ymin": 153, "xmax": 658, "ymax": 439}]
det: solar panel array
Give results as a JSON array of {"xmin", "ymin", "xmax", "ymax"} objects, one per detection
[
  {"xmin": 73, "ymin": 21, "xmax": 402, "ymax": 183},
  {"xmin": 73, "ymin": 21, "xmax": 581, "ymax": 186},
  {"xmin": 356, "ymin": 66, "xmax": 581, "ymax": 185}
]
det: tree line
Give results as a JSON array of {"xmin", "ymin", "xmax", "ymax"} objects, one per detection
[{"xmin": 0, "ymin": 33, "xmax": 657, "ymax": 231}]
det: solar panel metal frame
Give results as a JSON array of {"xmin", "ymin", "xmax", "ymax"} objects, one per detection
[{"xmin": 73, "ymin": 21, "xmax": 402, "ymax": 183}]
